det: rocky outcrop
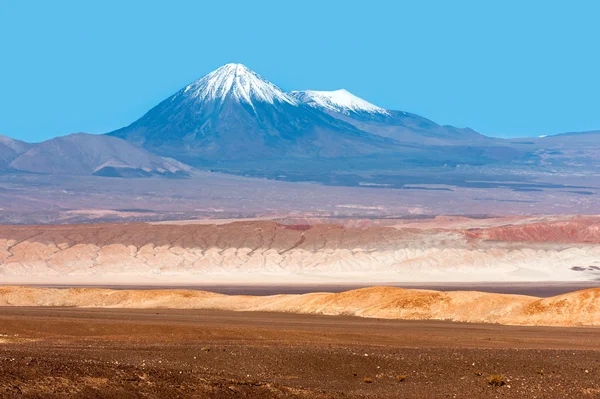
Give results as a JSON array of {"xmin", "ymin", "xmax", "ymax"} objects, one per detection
[
  {"xmin": 465, "ymin": 217, "xmax": 600, "ymax": 243},
  {"xmin": 1, "ymin": 218, "xmax": 600, "ymax": 283}
]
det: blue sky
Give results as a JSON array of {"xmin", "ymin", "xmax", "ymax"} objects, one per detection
[{"xmin": 1, "ymin": 0, "xmax": 598, "ymax": 142}]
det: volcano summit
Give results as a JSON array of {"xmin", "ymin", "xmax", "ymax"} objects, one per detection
[{"xmin": 108, "ymin": 63, "xmax": 396, "ymax": 163}]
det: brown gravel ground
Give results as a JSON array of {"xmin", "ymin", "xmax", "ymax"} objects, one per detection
[{"xmin": 0, "ymin": 307, "xmax": 599, "ymax": 398}]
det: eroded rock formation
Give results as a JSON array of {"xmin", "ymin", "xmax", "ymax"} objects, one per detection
[{"xmin": 1, "ymin": 217, "xmax": 599, "ymax": 283}]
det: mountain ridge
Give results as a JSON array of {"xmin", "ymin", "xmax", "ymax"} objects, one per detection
[
  {"xmin": 9, "ymin": 133, "xmax": 191, "ymax": 177},
  {"xmin": 0, "ymin": 134, "xmax": 32, "ymax": 170},
  {"xmin": 2, "ymin": 63, "xmax": 599, "ymax": 182},
  {"xmin": 289, "ymin": 89, "xmax": 390, "ymax": 116}
]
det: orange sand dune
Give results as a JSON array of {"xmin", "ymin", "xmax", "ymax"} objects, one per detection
[{"xmin": 1, "ymin": 286, "xmax": 599, "ymax": 327}]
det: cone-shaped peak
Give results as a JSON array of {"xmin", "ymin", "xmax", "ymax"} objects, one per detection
[{"xmin": 183, "ymin": 63, "xmax": 297, "ymax": 106}]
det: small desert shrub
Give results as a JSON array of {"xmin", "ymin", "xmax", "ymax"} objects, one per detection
[
  {"xmin": 396, "ymin": 375, "xmax": 406, "ymax": 382},
  {"xmin": 536, "ymin": 369, "xmax": 544, "ymax": 376},
  {"xmin": 488, "ymin": 374, "xmax": 505, "ymax": 387},
  {"xmin": 363, "ymin": 377, "xmax": 374, "ymax": 383},
  {"xmin": 474, "ymin": 371, "xmax": 483, "ymax": 376}
]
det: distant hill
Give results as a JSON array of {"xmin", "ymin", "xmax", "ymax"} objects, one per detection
[
  {"xmin": 9, "ymin": 133, "xmax": 191, "ymax": 177},
  {"xmin": 0, "ymin": 134, "xmax": 31, "ymax": 171}
]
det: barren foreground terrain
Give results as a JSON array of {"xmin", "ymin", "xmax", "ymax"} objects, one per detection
[{"xmin": 1, "ymin": 308, "xmax": 599, "ymax": 398}]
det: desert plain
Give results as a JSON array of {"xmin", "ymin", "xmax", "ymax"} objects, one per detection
[
  {"xmin": 1, "ymin": 306, "xmax": 600, "ymax": 398},
  {"xmin": 1, "ymin": 215, "xmax": 600, "ymax": 398}
]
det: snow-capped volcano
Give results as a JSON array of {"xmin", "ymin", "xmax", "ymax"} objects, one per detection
[
  {"xmin": 290, "ymin": 89, "xmax": 389, "ymax": 116},
  {"xmin": 183, "ymin": 63, "xmax": 297, "ymax": 107},
  {"xmin": 108, "ymin": 64, "xmax": 393, "ymax": 162}
]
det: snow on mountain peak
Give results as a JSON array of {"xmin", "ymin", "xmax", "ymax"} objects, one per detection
[
  {"xmin": 290, "ymin": 89, "xmax": 389, "ymax": 115},
  {"xmin": 183, "ymin": 63, "xmax": 297, "ymax": 107}
]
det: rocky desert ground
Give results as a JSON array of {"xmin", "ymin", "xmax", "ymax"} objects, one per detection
[
  {"xmin": 2, "ymin": 215, "xmax": 600, "ymax": 398},
  {"xmin": 1, "ymin": 307, "xmax": 600, "ymax": 398}
]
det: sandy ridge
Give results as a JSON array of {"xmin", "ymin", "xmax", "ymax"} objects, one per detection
[{"xmin": 1, "ymin": 286, "xmax": 599, "ymax": 327}]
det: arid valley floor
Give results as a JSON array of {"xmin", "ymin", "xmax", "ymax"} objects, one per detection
[
  {"xmin": 1, "ymin": 215, "xmax": 600, "ymax": 398},
  {"xmin": 1, "ymin": 307, "xmax": 600, "ymax": 398}
]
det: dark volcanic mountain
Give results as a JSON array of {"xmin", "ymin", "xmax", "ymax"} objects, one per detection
[
  {"xmin": 10, "ymin": 133, "xmax": 191, "ymax": 177},
  {"xmin": 108, "ymin": 64, "xmax": 398, "ymax": 165}
]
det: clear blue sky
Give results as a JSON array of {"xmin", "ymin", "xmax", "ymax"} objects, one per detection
[{"xmin": 1, "ymin": 0, "xmax": 598, "ymax": 142}]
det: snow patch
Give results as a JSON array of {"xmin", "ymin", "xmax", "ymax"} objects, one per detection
[
  {"xmin": 183, "ymin": 63, "xmax": 297, "ymax": 108},
  {"xmin": 290, "ymin": 89, "xmax": 389, "ymax": 115}
]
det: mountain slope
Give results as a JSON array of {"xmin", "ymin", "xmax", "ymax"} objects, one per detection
[
  {"xmin": 108, "ymin": 64, "xmax": 399, "ymax": 164},
  {"xmin": 291, "ymin": 89, "xmax": 491, "ymax": 145},
  {"xmin": 0, "ymin": 135, "xmax": 31, "ymax": 171},
  {"xmin": 10, "ymin": 133, "xmax": 191, "ymax": 177},
  {"xmin": 290, "ymin": 89, "xmax": 532, "ymax": 164},
  {"xmin": 508, "ymin": 130, "xmax": 600, "ymax": 169},
  {"xmin": 289, "ymin": 89, "xmax": 390, "ymax": 116}
]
